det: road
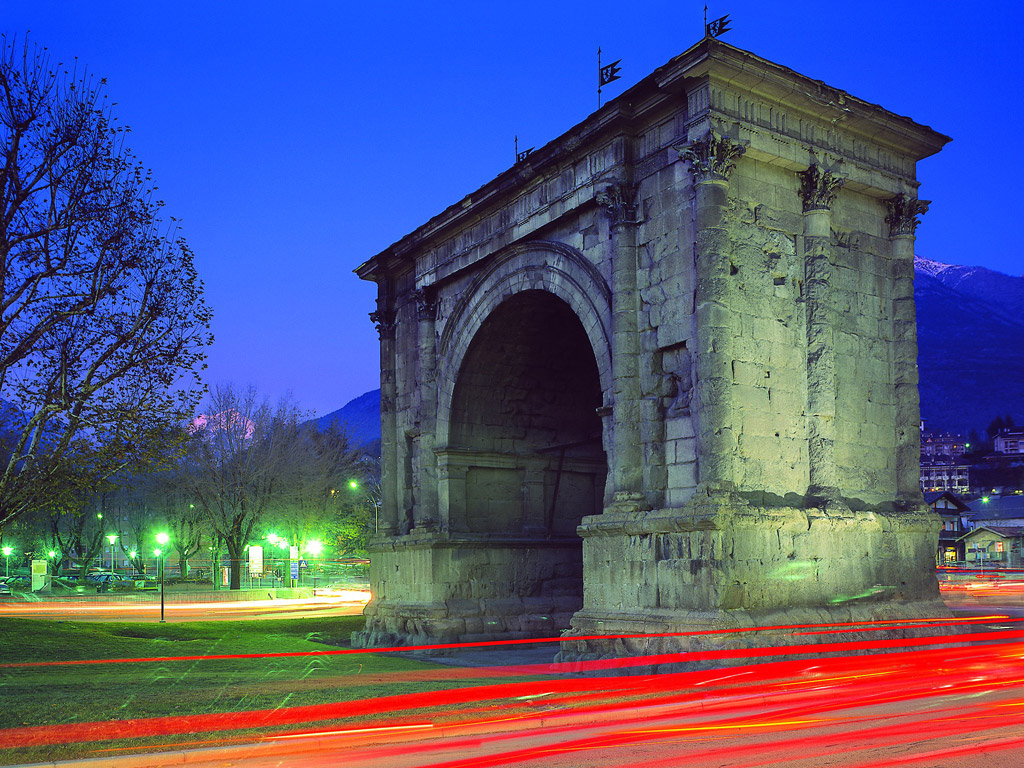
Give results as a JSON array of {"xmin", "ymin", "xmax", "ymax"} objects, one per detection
[
  {"xmin": 0, "ymin": 591, "xmax": 370, "ymax": 621},
  {"xmin": 23, "ymin": 619, "xmax": 1024, "ymax": 768}
]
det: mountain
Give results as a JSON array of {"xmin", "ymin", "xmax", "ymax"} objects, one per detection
[
  {"xmin": 317, "ymin": 389, "xmax": 381, "ymax": 450},
  {"xmin": 320, "ymin": 257, "xmax": 1023, "ymax": 450},
  {"xmin": 915, "ymin": 257, "xmax": 1024, "ymax": 434}
]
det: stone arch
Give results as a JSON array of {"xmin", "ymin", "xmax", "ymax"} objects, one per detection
[{"xmin": 437, "ymin": 239, "xmax": 612, "ymax": 440}]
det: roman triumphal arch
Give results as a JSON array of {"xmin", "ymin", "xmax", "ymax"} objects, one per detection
[{"xmin": 352, "ymin": 38, "xmax": 951, "ymax": 660}]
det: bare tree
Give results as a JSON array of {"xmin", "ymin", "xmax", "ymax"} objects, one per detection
[
  {"xmin": 0, "ymin": 36, "xmax": 212, "ymax": 530},
  {"xmin": 261, "ymin": 421, "xmax": 366, "ymax": 555},
  {"xmin": 134, "ymin": 467, "xmax": 206, "ymax": 578},
  {"xmin": 180, "ymin": 385, "xmax": 306, "ymax": 589}
]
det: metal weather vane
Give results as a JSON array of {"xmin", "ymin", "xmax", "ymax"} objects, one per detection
[
  {"xmin": 704, "ymin": 5, "xmax": 733, "ymax": 38},
  {"xmin": 597, "ymin": 46, "xmax": 622, "ymax": 109},
  {"xmin": 514, "ymin": 135, "xmax": 534, "ymax": 164}
]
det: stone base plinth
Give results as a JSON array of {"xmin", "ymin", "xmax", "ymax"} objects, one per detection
[
  {"xmin": 553, "ymin": 501, "xmax": 949, "ymax": 669},
  {"xmin": 555, "ymin": 599, "xmax": 953, "ymax": 671},
  {"xmin": 350, "ymin": 530, "xmax": 582, "ymax": 651}
]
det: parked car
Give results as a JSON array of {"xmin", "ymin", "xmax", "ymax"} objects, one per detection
[{"xmin": 84, "ymin": 572, "xmax": 135, "ymax": 592}]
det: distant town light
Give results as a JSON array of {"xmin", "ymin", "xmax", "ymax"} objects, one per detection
[{"xmin": 982, "ymin": 496, "xmax": 990, "ymax": 503}]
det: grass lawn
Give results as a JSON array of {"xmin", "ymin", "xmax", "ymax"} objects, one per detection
[{"xmin": 0, "ymin": 616, "xmax": 523, "ymax": 765}]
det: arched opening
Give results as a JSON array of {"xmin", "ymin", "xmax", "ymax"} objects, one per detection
[{"xmin": 447, "ymin": 290, "xmax": 606, "ymax": 620}]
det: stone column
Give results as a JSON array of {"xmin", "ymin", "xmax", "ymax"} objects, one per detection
[
  {"xmin": 797, "ymin": 164, "xmax": 845, "ymax": 504},
  {"xmin": 596, "ymin": 182, "xmax": 645, "ymax": 511},
  {"xmin": 370, "ymin": 297, "xmax": 399, "ymax": 535},
  {"xmin": 677, "ymin": 132, "xmax": 745, "ymax": 497},
  {"xmin": 412, "ymin": 286, "xmax": 438, "ymax": 530},
  {"xmin": 886, "ymin": 193, "xmax": 930, "ymax": 508}
]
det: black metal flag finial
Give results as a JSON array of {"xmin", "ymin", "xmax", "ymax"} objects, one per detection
[
  {"xmin": 515, "ymin": 134, "xmax": 534, "ymax": 164},
  {"xmin": 705, "ymin": 11, "xmax": 732, "ymax": 38},
  {"xmin": 599, "ymin": 58, "xmax": 621, "ymax": 87},
  {"xmin": 597, "ymin": 46, "xmax": 622, "ymax": 109}
]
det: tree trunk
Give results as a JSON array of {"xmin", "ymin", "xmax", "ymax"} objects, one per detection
[{"xmin": 227, "ymin": 536, "xmax": 242, "ymax": 590}]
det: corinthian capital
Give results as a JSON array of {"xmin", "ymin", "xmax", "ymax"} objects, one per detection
[
  {"xmin": 410, "ymin": 287, "xmax": 437, "ymax": 321},
  {"xmin": 885, "ymin": 194, "xmax": 930, "ymax": 237},
  {"xmin": 798, "ymin": 165, "xmax": 845, "ymax": 212},
  {"xmin": 595, "ymin": 182, "xmax": 638, "ymax": 226},
  {"xmin": 677, "ymin": 132, "xmax": 746, "ymax": 183},
  {"xmin": 369, "ymin": 308, "xmax": 396, "ymax": 340}
]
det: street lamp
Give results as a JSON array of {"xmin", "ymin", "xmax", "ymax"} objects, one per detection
[
  {"xmin": 347, "ymin": 479, "xmax": 380, "ymax": 533},
  {"xmin": 305, "ymin": 540, "xmax": 323, "ymax": 589},
  {"xmin": 155, "ymin": 532, "xmax": 170, "ymax": 623},
  {"xmin": 2, "ymin": 546, "xmax": 11, "ymax": 578},
  {"xmin": 106, "ymin": 534, "xmax": 118, "ymax": 573}
]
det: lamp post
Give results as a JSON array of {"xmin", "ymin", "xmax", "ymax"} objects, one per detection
[
  {"xmin": 348, "ymin": 479, "xmax": 380, "ymax": 533},
  {"xmin": 155, "ymin": 532, "xmax": 170, "ymax": 623},
  {"xmin": 305, "ymin": 540, "xmax": 323, "ymax": 589},
  {"xmin": 2, "ymin": 546, "xmax": 11, "ymax": 578},
  {"xmin": 106, "ymin": 534, "xmax": 118, "ymax": 573}
]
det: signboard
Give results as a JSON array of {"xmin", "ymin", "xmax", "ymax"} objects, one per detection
[
  {"xmin": 31, "ymin": 559, "xmax": 48, "ymax": 592},
  {"xmin": 248, "ymin": 545, "xmax": 264, "ymax": 577},
  {"xmin": 289, "ymin": 545, "xmax": 299, "ymax": 580}
]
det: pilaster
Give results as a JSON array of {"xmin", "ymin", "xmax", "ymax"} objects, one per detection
[
  {"xmin": 412, "ymin": 287, "xmax": 439, "ymax": 531},
  {"xmin": 370, "ymin": 293, "xmax": 399, "ymax": 535},
  {"xmin": 596, "ymin": 181, "xmax": 646, "ymax": 512},
  {"xmin": 677, "ymin": 131, "xmax": 745, "ymax": 499},
  {"xmin": 797, "ymin": 164, "xmax": 845, "ymax": 507},
  {"xmin": 886, "ymin": 193, "xmax": 930, "ymax": 508}
]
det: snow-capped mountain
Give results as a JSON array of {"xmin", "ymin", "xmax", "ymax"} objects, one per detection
[{"xmin": 915, "ymin": 256, "xmax": 1024, "ymax": 433}]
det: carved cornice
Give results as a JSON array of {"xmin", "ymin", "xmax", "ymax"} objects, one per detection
[
  {"xmin": 677, "ymin": 131, "xmax": 746, "ymax": 183},
  {"xmin": 410, "ymin": 287, "xmax": 437, "ymax": 321},
  {"xmin": 369, "ymin": 308, "xmax": 397, "ymax": 340},
  {"xmin": 885, "ymin": 194, "xmax": 930, "ymax": 237},
  {"xmin": 595, "ymin": 182, "xmax": 638, "ymax": 226},
  {"xmin": 797, "ymin": 165, "xmax": 845, "ymax": 212}
]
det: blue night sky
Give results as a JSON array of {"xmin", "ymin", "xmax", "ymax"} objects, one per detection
[{"xmin": 4, "ymin": 1, "xmax": 1021, "ymax": 417}]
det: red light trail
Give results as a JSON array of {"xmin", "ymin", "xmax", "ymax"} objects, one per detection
[{"xmin": 3, "ymin": 615, "xmax": 1024, "ymax": 766}]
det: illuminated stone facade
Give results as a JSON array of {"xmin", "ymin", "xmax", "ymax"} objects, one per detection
[{"xmin": 352, "ymin": 38, "xmax": 950, "ymax": 657}]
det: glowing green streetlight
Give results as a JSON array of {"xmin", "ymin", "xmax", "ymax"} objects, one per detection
[
  {"xmin": 153, "ymin": 548, "xmax": 162, "ymax": 557},
  {"xmin": 47, "ymin": 550, "xmax": 56, "ymax": 559},
  {"xmin": 348, "ymin": 479, "xmax": 359, "ymax": 490},
  {"xmin": 305, "ymin": 540, "xmax": 323, "ymax": 556},
  {"xmin": 106, "ymin": 534, "xmax": 119, "ymax": 573},
  {"xmin": 267, "ymin": 533, "xmax": 280, "ymax": 545},
  {"xmin": 2, "ymin": 546, "xmax": 11, "ymax": 578},
  {"xmin": 154, "ymin": 532, "xmax": 170, "ymax": 623}
]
